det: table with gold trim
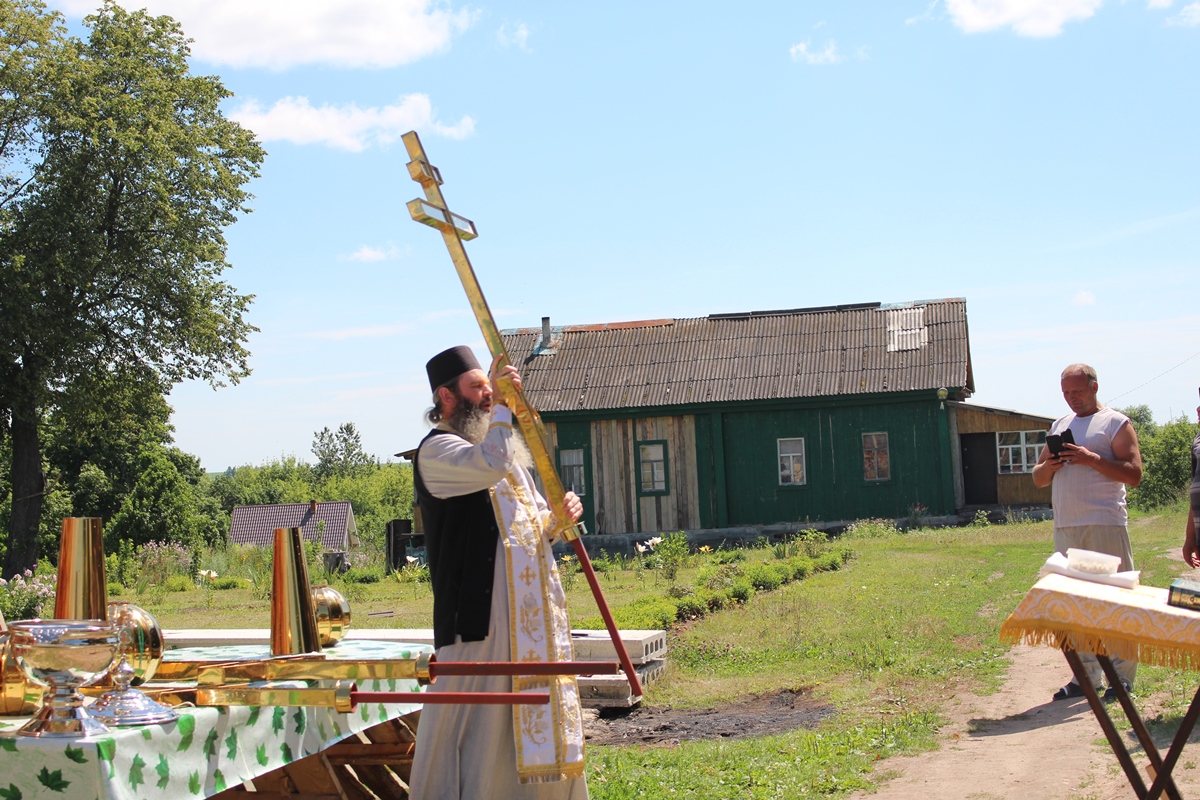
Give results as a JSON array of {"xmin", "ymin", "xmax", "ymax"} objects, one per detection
[
  {"xmin": 0, "ymin": 639, "xmax": 430, "ymax": 800},
  {"xmin": 1001, "ymin": 573, "xmax": 1200, "ymax": 800}
]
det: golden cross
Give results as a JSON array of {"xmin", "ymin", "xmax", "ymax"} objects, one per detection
[{"xmin": 519, "ymin": 565, "xmax": 537, "ymax": 586}]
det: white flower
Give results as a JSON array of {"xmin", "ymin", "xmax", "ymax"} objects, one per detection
[
  {"xmin": 197, "ymin": 569, "xmax": 218, "ymax": 580},
  {"xmin": 647, "ymin": 536, "xmax": 663, "ymax": 547},
  {"xmin": 406, "ymin": 556, "xmax": 418, "ymax": 564},
  {"xmin": 635, "ymin": 543, "xmax": 648, "ymax": 554}
]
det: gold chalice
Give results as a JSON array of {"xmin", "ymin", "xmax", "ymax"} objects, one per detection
[{"xmin": 8, "ymin": 619, "xmax": 119, "ymax": 737}]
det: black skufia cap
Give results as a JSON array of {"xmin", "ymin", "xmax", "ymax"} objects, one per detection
[{"xmin": 426, "ymin": 346, "xmax": 481, "ymax": 392}]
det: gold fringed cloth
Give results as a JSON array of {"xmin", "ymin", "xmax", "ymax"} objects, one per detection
[{"xmin": 1000, "ymin": 573, "xmax": 1200, "ymax": 672}]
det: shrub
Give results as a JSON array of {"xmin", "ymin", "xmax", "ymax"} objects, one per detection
[
  {"xmin": 0, "ymin": 570, "xmax": 56, "ymax": 620},
  {"xmin": 815, "ymin": 551, "xmax": 845, "ymax": 572},
  {"xmin": 713, "ymin": 549, "xmax": 746, "ymax": 565},
  {"xmin": 844, "ymin": 518, "xmax": 899, "ymax": 539},
  {"xmin": 730, "ymin": 579, "xmax": 755, "ymax": 604},
  {"xmin": 576, "ymin": 596, "xmax": 678, "ymax": 631},
  {"xmin": 746, "ymin": 563, "xmax": 784, "ymax": 592},
  {"xmin": 107, "ymin": 581, "xmax": 125, "ymax": 596},
  {"xmin": 211, "ymin": 577, "xmax": 244, "ymax": 590},
  {"xmin": 139, "ymin": 540, "xmax": 193, "ymax": 584},
  {"xmin": 697, "ymin": 562, "xmax": 743, "ymax": 591},
  {"xmin": 787, "ymin": 557, "xmax": 814, "ymax": 581},
  {"xmin": 163, "ymin": 575, "xmax": 192, "ymax": 592},
  {"xmin": 674, "ymin": 595, "xmax": 707, "ymax": 621},
  {"xmin": 697, "ymin": 589, "xmax": 728, "ymax": 611},
  {"xmin": 657, "ymin": 532, "xmax": 689, "ymax": 583},
  {"xmin": 342, "ymin": 567, "xmax": 382, "ymax": 584}
]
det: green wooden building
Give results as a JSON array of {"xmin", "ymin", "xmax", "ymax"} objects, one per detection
[{"xmin": 501, "ymin": 299, "xmax": 979, "ymax": 536}]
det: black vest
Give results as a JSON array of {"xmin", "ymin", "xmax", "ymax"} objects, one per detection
[{"xmin": 414, "ymin": 429, "xmax": 501, "ymax": 649}]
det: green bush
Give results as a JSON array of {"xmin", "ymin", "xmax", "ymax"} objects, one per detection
[
  {"xmin": 730, "ymin": 579, "xmax": 755, "ymax": 604},
  {"xmin": 674, "ymin": 595, "xmax": 707, "ymax": 621},
  {"xmin": 343, "ymin": 567, "xmax": 382, "ymax": 584},
  {"xmin": 107, "ymin": 581, "xmax": 125, "ymax": 596},
  {"xmin": 163, "ymin": 575, "xmax": 191, "ymax": 592},
  {"xmin": 787, "ymin": 556, "xmax": 814, "ymax": 581},
  {"xmin": 746, "ymin": 563, "xmax": 784, "ymax": 592},
  {"xmin": 713, "ymin": 549, "xmax": 745, "ymax": 565},
  {"xmin": 815, "ymin": 551, "xmax": 845, "ymax": 572},
  {"xmin": 697, "ymin": 588, "xmax": 729, "ymax": 611},
  {"xmin": 578, "ymin": 596, "xmax": 677, "ymax": 631},
  {"xmin": 211, "ymin": 576, "xmax": 244, "ymax": 590}
]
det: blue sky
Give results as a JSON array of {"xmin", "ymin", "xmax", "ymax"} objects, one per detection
[{"xmin": 49, "ymin": 0, "xmax": 1200, "ymax": 471}]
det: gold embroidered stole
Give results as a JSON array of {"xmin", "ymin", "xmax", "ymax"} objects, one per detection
[{"xmin": 491, "ymin": 467, "xmax": 586, "ymax": 783}]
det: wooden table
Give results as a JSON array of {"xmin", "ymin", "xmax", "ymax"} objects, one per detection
[{"xmin": 1001, "ymin": 573, "xmax": 1200, "ymax": 800}]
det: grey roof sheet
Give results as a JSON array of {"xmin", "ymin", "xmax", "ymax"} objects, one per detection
[
  {"xmin": 228, "ymin": 501, "xmax": 356, "ymax": 551},
  {"xmin": 502, "ymin": 299, "xmax": 973, "ymax": 413}
]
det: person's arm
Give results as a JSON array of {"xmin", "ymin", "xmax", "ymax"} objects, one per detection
[
  {"xmin": 419, "ymin": 406, "xmax": 516, "ymax": 498},
  {"xmin": 1031, "ymin": 441, "xmax": 1064, "ymax": 488},
  {"xmin": 1184, "ymin": 505, "xmax": 1199, "ymax": 568},
  {"xmin": 1059, "ymin": 420, "xmax": 1142, "ymax": 487}
]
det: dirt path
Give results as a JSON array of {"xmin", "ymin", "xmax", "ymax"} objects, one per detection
[{"xmin": 846, "ymin": 644, "xmax": 1200, "ymax": 800}]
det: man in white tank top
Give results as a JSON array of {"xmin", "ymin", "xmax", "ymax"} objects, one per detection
[{"xmin": 1032, "ymin": 363, "xmax": 1143, "ymax": 702}]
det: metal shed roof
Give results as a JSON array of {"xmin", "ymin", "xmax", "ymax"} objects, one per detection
[
  {"xmin": 501, "ymin": 299, "xmax": 974, "ymax": 413},
  {"xmin": 228, "ymin": 501, "xmax": 357, "ymax": 551}
]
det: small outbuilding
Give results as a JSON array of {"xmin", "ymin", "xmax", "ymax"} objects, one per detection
[{"xmin": 228, "ymin": 500, "xmax": 358, "ymax": 558}]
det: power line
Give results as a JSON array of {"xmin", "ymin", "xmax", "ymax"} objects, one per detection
[{"xmin": 1106, "ymin": 348, "xmax": 1200, "ymax": 404}]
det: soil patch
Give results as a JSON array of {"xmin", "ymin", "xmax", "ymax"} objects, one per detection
[{"xmin": 584, "ymin": 688, "xmax": 835, "ymax": 746}]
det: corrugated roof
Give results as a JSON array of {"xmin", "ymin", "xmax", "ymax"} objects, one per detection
[
  {"xmin": 502, "ymin": 299, "xmax": 973, "ymax": 412},
  {"xmin": 228, "ymin": 501, "xmax": 357, "ymax": 551}
]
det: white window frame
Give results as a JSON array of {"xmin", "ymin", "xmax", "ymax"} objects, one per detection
[
  {"xmin": 778, "ymin": 437, "xmax": 807, "ymax": 486},
  {"xmin": 996, "ymin": 430, "xmax": 1046, "ymax": 474}
]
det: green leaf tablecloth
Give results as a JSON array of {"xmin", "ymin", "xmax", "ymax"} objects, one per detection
[{"xmin": 0, "ymin": 639, "xmax": 431, "ymax": 800}]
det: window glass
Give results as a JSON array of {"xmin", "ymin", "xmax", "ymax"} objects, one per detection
[
  {"xmin": 778, "ymin": 438, "xmax": 806, "ymax": 485},
  {"xmin": 559, "ymin": 448, "xmax": 586, "ymax": 496},
  {"xmin": 996, "ymin": 430, "xmax": 1049, "ymax": 474},
  {"xmin": 638, "ymin": 442, "xmax": 668, "ymax": 494},
  {"xmin": 863, "ymin": 432, "xmax": 890, "ymax": 481}
]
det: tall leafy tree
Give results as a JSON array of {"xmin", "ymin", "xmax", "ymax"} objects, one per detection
[
  {"xmin": 312, "ymin": 422, "xmax": 376, "ymax": 480},
  {"xmin": 0, "ymin": 1, "xmax": 264, "ymax": 573}
]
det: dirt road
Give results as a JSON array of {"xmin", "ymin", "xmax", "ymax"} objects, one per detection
[{"xmin": 846, "ymin": 644, "xmax": 1200, "ymax": 800}]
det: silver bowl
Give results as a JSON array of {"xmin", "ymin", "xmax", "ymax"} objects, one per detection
[{"xmin": 8, "ymin": 619, "xmax": 119, "ymax": 737}]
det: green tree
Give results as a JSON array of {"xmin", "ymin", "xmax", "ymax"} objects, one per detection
[
  {"xmin": 104, "ymin": 447, "xmax": 216, "ymax": 551},
  {"xmin": 312, "ymin": 422, "xmax": 376, "ymax": 481},
  {"xmin": 1129, "ymin": 415, "xmax": 1200, "ymax": 510},
  {"xmin": 1118, "ymin": 404, "xmax": 1157, "ymax": 443},
  {"xmin": 0, "ymin": 1, "xmax": 264, "ymax": 573}
]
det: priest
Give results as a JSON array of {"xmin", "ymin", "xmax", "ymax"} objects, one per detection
[{"xmin": 408, "ymin": 345, "xmax": 589, "ymax": 800}]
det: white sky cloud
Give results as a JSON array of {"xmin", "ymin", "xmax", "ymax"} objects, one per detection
[
  {"xmin": 1168, "ymin": 2, "xmax": 1200, "ymax": 24},
  {"xmin": 945, "ymin": 0, "xmax": 1103, "ymax": 36},
  {"xmin": 52, "ymin": 0, "xmax": 474, "ymax": 69},
  {"xmin": 228, "ymin": 94, "xmax": 475, "ymax": 152},
  {"xmin": 790, "ymin": 40, "xmax": 843, "ymax": 65},
  {"xmin": 497, "ymin": 22, "xmax": 531, "ymax": 51},
  {"xmin": 1072, "ymin": 290, "xmax": 1096, "ymax": 306},
  {"xmin": 342, "ymin": 243, "xmax": 407, "ymax": 262},
  {"xmin": 1148, "ymin": 0, "xmax": 1173, "ymax": 9}
]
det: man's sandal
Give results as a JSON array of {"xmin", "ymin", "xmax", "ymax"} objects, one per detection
[{"xmin": 1052, "ymin": 682, "xmax": 1087, "ymax": 701}]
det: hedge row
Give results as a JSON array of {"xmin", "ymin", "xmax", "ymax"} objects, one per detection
[{"xmin": 574, "ymin": 547, "xmax": 852, "ymax": 630}]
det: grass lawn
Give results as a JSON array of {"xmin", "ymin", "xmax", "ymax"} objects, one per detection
[{"xmin": 131, "ymin": 504, "xmax": 1195, "ymax": 798}]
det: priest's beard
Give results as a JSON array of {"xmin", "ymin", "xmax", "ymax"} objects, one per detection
[{"xmin": 447, "ymin": 395, "xmax": 535, "ymax": 471}]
